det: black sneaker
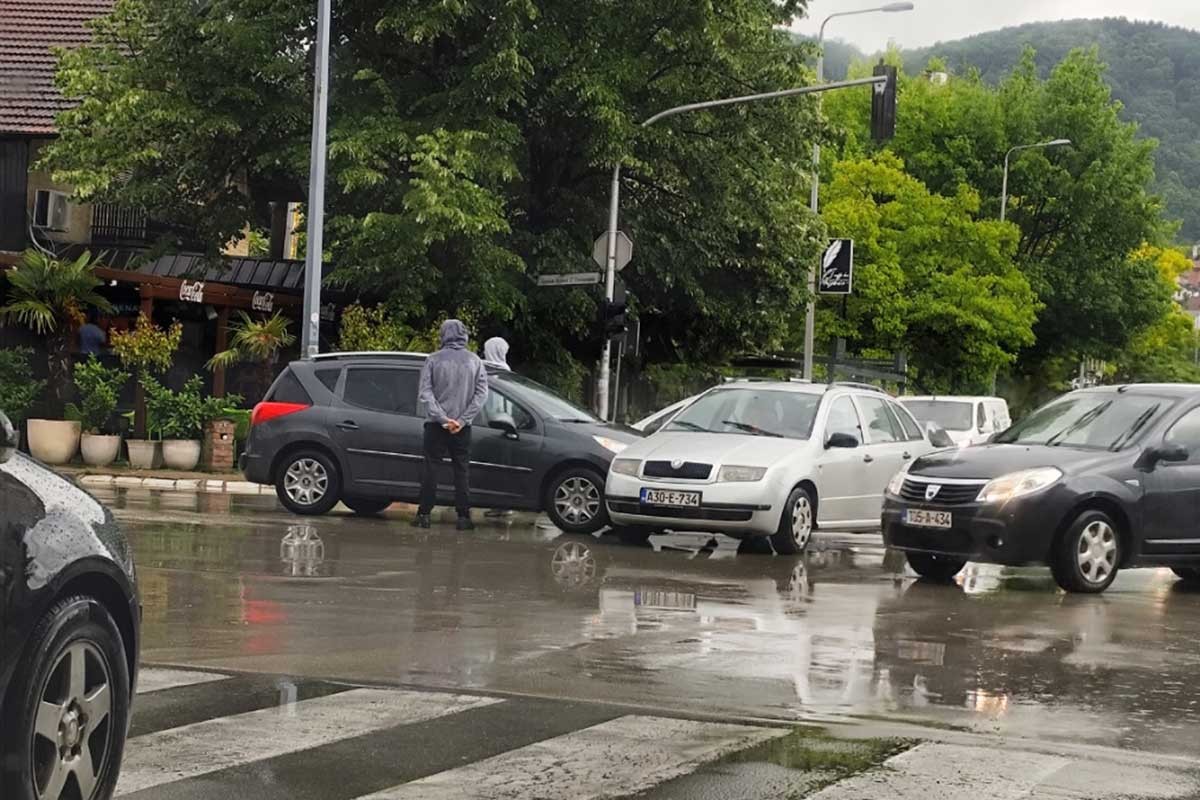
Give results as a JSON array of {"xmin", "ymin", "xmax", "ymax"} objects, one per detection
[
  {"xmin": 456, "ymin": 517, "xmax": 476, "ymax": 531},
  {"xmin": 412, "ymin": 514, "xmax": 432, "ymax": 529}
]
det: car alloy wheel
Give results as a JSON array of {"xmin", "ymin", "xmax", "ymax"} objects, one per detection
[
  {"xmin": 284, "ymin": 458, "xmax": 329, "ymax": 507},
  {"xmin": 770, "ymin": 486, "xmax": 816, "ymax": 555},
  {"xmin": 790, "ymin": 495, "xmax": 813, "ymax": 550},
  {"xmin": 550, "ymin": 540, "xmax": 597, "ymax": 590},
  {"xmin": 31, "ymin": 642, "xmax": 114, "ymax": 800},
  {"xmin": 1076, "ymin": 520, "xmax": 1117, "ymax": 586},
  {"xmin": 554, "ymin": 477, "xmax": 601, "ymax": 526}
]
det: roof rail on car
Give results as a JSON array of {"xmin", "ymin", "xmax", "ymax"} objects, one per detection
[{"xmin": 309, "ymin": 351, "xmax": 429, "ymax": 361}]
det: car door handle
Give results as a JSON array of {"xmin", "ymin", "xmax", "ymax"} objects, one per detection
[
  {"xmin": 902, "ymin": 451, "xmax": 912, "ymax": 460},
  {"xmin": 336, "ymin": 420, "xmax": 359, "ymax": 431},
  {"xmin": 863, "ymin": 454, "xmax": 874, "ymax": 463}
]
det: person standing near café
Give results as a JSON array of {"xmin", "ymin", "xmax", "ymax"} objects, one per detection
[{"xmin": 415, "ymin": 319, "xmax": 489, "ymax": 530}]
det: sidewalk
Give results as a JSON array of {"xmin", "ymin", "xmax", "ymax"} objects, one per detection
[{"xmin": 58, "ymin": 464, "xmax": 269, "ymax": 495}]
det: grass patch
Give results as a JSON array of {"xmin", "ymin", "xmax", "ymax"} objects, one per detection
[{"xmin": 847, "ymin": 712, "xmax": 974, "ymax": 733}]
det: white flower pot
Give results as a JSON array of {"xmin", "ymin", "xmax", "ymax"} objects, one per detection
[
  {"xmin": 27, "ymin": 419, "xmax": 81, "ymax": 465},
  {"xmin": 126, "ymin": 439, "xmax": 161, "ymax": 470},
  {"xmin": 162, "ymin": 439, "xmax": 202, "ymax": 471},
  {"xmin": 81, "ymin": 434, "xmax": 122, "ymax": 467}
]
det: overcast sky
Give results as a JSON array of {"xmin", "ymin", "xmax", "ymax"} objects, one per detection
[{"xmin": 789, "ymin": 1, "xmax": 1200, "ymax": 52}]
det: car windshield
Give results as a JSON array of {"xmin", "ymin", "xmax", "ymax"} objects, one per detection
[
  {"xmin": 901, "ymin": 400, "xmax": 974, "ymax": 431},
  {"xmin": 995, "ymin": 393, "xmax": 1172, "ymax": 450},
  {"xmin": 667, "ymin": 387, "xmax": 820, "ymax": 439},
  {"xmin": 497, "ymin": 373, "xmax": 601, "ymax": 423}
]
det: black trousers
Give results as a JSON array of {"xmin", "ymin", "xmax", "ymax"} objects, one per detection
[{"xmin": 418, "ymin": 423, "xmax": 472, "ymax": 517}]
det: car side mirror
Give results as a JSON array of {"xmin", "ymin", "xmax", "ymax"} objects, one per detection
[
  {"xmin": 489, "ymin": 413, "xmax": 519, "ymax": 439},
  {"xmin": 1145, "ymin": 442, "xmax": 1189, "ymax": 467},
  {"xmin": 825, "ymin": 432, "xmax": 859, "ymax": 449},
  {"xmin": 0, "ymin": 412, "xmax": 16, "ymax": 464},
  {"xmin": 927, "ymin": 425, "xmax": 955, "ymax": 449}
]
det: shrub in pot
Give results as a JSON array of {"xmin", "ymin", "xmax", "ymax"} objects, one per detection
[
  {"xmin": 0, "ymin": 346, "xmax": 45, "ymax": 450},
  {"xmin": 68, "ymin": 357, "xmax": 129, "ymax": 467},
  {"xmin": 143, "ymin": 376, "xmax": 240, "ymax": 471}
]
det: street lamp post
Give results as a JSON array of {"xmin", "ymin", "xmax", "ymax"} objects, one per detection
[
  {"xmin": 803, "ymin": 2, "xmax": 913, "ymax": 381},
  {"xmin": 595, "ymin": 75, "xmax": 890, "ymax": 419},
  {"xmin": 301, "ymin": 0, "xmax": 332, "ymax": 358},
  {"xmin": 1000, "ymin": 138, "xmax": 1071, "ymax": 223}
]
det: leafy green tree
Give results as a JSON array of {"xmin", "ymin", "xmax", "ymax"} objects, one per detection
[
  {"xmin": 110, "ymin": 313, "xmax": 183, "ymax": 437},
  {"xmin": 68, "ymin": 357, "xmax": 130, "ymax": 434},
  {"xmin": 0, "ymin": 250, "xmax": 112, "ymax": 417},
  {"xmin": 0, "ymin": 347, "xmax": 46, "ymax": 427},
  {"xmin": 45, "ymin": 0, "xmax": 823, "ymax": 381},
  {"xmin": 813, "ymin": 154, "xmax": 1038, "ymax": 392},
  {"xmin": 336, "ymin": 303, "xmax": 437, "ymax": 353}
]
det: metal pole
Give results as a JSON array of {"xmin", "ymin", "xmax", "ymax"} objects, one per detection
[
  {"xmin": 301, "ymin": 0, "xmax": 331, "ymax": 358},
  {"xmin": 597, "ymin": 164, "xmax": 622, "ymax": 420},
  {"xmin": 1000, "ymin": 149, "xmax": 1011, "ymax": 223},
  {"xmin": 612, "ymin": 343, "xmax": 623, "ymax": 422},
  {"xmin": 803, "ymin": 27, "xmax": 826, "ymax": 382}
]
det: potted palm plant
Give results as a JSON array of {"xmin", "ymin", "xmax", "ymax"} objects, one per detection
[
  {"xmin": 69, "ymin": 357, "xmax": 129, "ymax": 467},
  {"xmin": 0, "ymin": 347, "xmax": 45, "ymax": 450},
  {"xmin": 208, "ymin": 311, "xmax": 295, "ymax": 400},
  {"xmin": 0, "ymin": 250, "xmax": 112, "ymax": 464},
  {"xmin": 111, "ymin": 313, "xmax": 182, "ymax": 469}
]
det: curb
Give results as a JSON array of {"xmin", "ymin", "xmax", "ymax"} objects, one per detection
[{"xmin": 77, "ymin": 474, "xmax": 271, "ymax": 496}]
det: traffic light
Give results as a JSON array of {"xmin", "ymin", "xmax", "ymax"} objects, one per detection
[
  {"xmin": 871, "ymin": 61, "xmax": 897, "ymax": 143},
  {"xmin": 599, "ymin": 298, "xmax": 628, "ymax": 339}
]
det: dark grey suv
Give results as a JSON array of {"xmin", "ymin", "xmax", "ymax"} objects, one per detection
[{"xmin": 240, "ymin": 353, "xmax": 641, "ymax": 533}]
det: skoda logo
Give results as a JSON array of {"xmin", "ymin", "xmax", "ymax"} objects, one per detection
[
  {"xmin": 925, "ymin": 484, "xmax": 942, "ymax": 501},
  {"xmin": 671, "ymin": 459, "xmax": 685, "ymax": 470}
]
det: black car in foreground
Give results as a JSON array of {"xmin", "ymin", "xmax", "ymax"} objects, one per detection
[
  {"xmin": 241, "ymin": 352, "xmax": 642, "ymax": 533},
  {"xmin": 0, "ymin": 412, "xmax": 140, "ymax": 800},
  {"xmin": 884, "ymin": 384, "xmax": 1200, "ymax": 593}
]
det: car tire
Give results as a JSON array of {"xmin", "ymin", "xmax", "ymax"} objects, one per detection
[
  {"xmin": 1050, "ymin": 510, "xmax": 1121, "ymax": 594},
  {"xmin": 1171, "ymin": 566, "xmax": 1200, "ymax": 584},
  {"xmin": 275, "ymin": 449, "xmax": 341, "ymax": 516},
  {"xmin": 0, "ymin": 595, "xmax": 131, "ymax": 800},
  {"xmin": 545, "ymin": 467, "xmax": 608, "ymax": 534},
  {"xmin": 906, "ymin": 552, "xmax": 967, "ymax": 582},
  {"xmin": 343, "ymin": 496, "xmax": 391, "ymax": 516},
  {"xmin": 770, "ymin": 485, "xmax": 815, "ymax": 555}
]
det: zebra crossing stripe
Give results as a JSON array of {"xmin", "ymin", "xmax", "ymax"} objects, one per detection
[
  {"xmin": 116, "ymin": 688, "xmax": 502, "ymax": 796},
  {"xmin": 354, "ymin": 714, "xmax": 787, "ymax": 800},
  {"xmin": 137, "ymin": 668, "xmax": 231, "ymax": 694}
]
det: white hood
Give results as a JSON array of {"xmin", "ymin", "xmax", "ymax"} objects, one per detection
[{"xmin": 623, "ymin": 431, "xmax": 807, "ymax": 468}]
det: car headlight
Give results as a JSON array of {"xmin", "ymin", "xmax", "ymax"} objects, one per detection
[
  {"xmin": 593, "ymin": 435, "xmax": 628, "ymax": 454},
  {"xmin": 975, "ymin": 467, "xmax": 1062, "ymax": 504},
  {"xmin": 610, "ymin": 458, "xmax": 640, "ymax": 476},
  {"xmin": 886, "ymin": 466, "xmax": 909, "ymax": 496},
  {"xmin": 717, "ymin": 465, "xmax": 767, "ymax": 482}
]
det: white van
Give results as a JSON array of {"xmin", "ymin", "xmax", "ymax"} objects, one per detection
[{"xmin": 898, "ymin": 395, "xmax": 1011, "ymax": 447}]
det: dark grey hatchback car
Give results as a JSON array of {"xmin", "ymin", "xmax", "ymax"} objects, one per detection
[
  {"xmin": 884, "ymin": 384, "xmax": 1200, "ymax": 593},
  {"xmin": 241, "ymin": 353, "xmax": 641, "ymax": 533}
]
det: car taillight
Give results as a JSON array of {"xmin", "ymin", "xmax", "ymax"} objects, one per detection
[{"xmin": 251, "ymin": 402, "xmax": 310, "ymax": 427}]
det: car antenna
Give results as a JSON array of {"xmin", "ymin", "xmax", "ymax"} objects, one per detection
[{"xmin": 1116, "ymin": 385, "xmax": 1129, "ymax": 393}]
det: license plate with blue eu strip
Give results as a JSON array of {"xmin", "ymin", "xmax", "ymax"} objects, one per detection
[{"xmin": 640, "ymin": 488, "xmax": 701, "ymax": 507}]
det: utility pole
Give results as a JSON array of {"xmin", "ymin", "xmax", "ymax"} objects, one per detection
[
  {"xmin": 1000, "ymin": 139, "xmax": 1071, "ymax": 223},
  {"xmin": 595, "ymin": 75, "xmax": 888, "ymax": 419},
  {"xmin": 301, "ymin": 0, "xmax": 331, "ymax": 358}
]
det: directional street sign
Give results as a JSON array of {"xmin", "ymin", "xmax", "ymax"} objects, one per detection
[
  {"xmin": 537, "ymin": 272, "xmax": 602, "ymax": 287},
  {"xmin": 593, "ymin": 231, "xmax": 634, "ymax": 272}
]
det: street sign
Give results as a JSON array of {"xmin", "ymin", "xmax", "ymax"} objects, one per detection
[
  {"xmin": 819, "ymin": 239, "xmax": 853, "ymax": 295},
  {"xmin": 537, "ymin": 272, "xmax": 602, "ymax": 287},
  {"xmin": 593, "ymin": 231, "xmax": 633, "ymax": 272}
]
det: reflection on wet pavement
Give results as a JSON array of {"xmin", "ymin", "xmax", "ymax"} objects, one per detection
[{"xmin": 100, "ymin": 487, "xmax": 1200, "ymax": 757}]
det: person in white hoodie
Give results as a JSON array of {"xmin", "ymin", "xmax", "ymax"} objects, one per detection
[{"xmin": 483, "ymin": 336, "xmax": 510, "ymax": 371}]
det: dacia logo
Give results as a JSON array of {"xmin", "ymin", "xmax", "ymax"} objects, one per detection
[{"xmin": 925, "ymin": 484, "xmax": 942, "ymax": 501}]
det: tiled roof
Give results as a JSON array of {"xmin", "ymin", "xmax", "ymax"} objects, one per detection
[{"xmin": 0, "ymin": 0, "xmax": 114, "ymax": 135}]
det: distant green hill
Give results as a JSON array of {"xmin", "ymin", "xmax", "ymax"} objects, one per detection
[{"xmin": 808, "ymin": 18, "xmax": 1200, "ymax": 241}]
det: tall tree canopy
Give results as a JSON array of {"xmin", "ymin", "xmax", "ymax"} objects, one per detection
[{"xmin": 46, "ymin": 0, "xmax": 827, "ymax": 389}]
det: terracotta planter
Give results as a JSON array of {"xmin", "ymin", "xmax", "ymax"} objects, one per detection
[
  {"xmin": 81, "ymin": 434, "xmax": 122, "ymax": 467},
  {"xmin": 26, "ymin": 419, "xmax": 80, "ymax": 465},
  {"xmin": 126, "ymin": 439, "xmax": 161, "ymax": 470},
  {"xmin": 162, "ymin": 439, "xmax": 202, "ymax": 471}
]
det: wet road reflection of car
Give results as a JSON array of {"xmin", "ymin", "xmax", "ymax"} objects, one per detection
[{"xmin": 0, "ymin": 413, "xmax": 140, "ymax": 800}]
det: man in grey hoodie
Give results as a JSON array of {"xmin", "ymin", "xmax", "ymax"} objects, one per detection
[{"xmin": 415, "ymin": 319, "xmax": 490, "ymax": 530}]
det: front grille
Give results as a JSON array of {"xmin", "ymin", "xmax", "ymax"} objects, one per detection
[
  {"xmin": 899, "ymin": 479, "xmax": 984, "ymax": 506},
  {"xmin": 608, "ymin": 501, "xmax": 752, "ymax": 522},
  {"xmin": 643, "ymin": 460, "xmax": 712, "ymax": 480}
]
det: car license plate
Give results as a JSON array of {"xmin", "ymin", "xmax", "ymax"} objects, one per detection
[
  {"xmin": 640, "ymin": 488, "xmax": 701, "ymax": 507},
  {"xmin": 635, "ymin": 590, "xmax": 697, "ymax": 610},
  {"xmin": 905, "ymin": 508, "xmax": 952, "ymax": 528}
]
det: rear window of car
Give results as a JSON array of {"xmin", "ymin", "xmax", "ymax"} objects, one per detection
[
  {"xmin": 343, "ymin": 368, "xmax": 420, "ymax": 416},
  {"xmin": 269, "ymin": 370, "xmax": 312, "ymax": 405}
]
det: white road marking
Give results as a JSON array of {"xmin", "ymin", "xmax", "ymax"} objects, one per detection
[
  {"xmin": 136, "ymin": 668, "xmax": 231, "ymax": 694},
  {"xmin": 117, "ymin": 688, "xmax": 501, "ymax": 795},
  {"xmin": 355, "ymin": 714, "xmax": 786, "ymax": 800}
]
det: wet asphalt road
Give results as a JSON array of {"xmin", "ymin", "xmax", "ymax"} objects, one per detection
[{"xmin": 98, "ymin": 487, "xmax": 1200, "ymax": 763}]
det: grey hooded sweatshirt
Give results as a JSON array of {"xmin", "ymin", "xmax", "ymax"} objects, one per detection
[
  {"xmin": 418, "ymin": 320, "xmax": 490, "ymax": 426},
  {"xmin": 483, "ymin": 337, "xmax": 510, "ymax": 370}
]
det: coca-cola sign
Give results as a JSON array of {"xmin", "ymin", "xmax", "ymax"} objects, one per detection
[
  {"xmin": 252, "ymin": 291, "xmax": 275, "ymax": 313},
  {"xmin": 179, "ymin": 281, "xmax": 205, "ymax": 303}
]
